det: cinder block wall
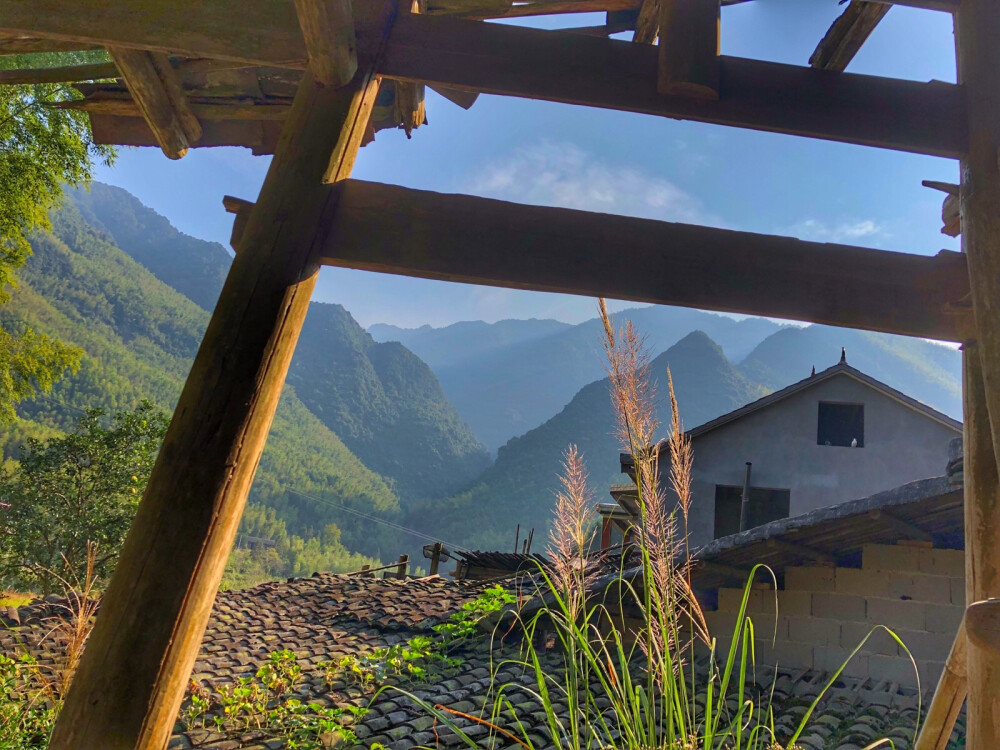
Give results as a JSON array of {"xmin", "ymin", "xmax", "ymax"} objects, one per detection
[{"xmin": 704, "ymin": 543, "xmax": 964, "ymax": 689}]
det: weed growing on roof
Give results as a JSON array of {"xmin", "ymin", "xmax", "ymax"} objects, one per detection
[
  {"xmin": 0, "ymin": 543, "xmax": 100, "ymax": 750},
  {"xmin": 179, "ymin": 649, "xmax": 365, "ymax": 749},
  {"xmin": 328, "ymin": 584, "xmax": 515, "ymax": 691},
  {"xmin": 390, "ymin": 299, "xmax": 916, "ymax": 750}
]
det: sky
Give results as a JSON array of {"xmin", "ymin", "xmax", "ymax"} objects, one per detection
[{"xmin": 93, "ymin": 0, "xmax": 961, "ymax": 330}]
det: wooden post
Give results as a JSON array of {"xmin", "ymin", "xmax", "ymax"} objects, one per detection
[
  {"xmin": 49, "ymin": 4, "xmax": 395, "ymax": 748},
  {"xmin": 956, "ymin": 1, "xmax": 1000, "ymax": 745},
  {"xmin": 396, "ymin": 554, "xmax": 409, "ymax": 579},
  {"xmin": 657, "ymin": 0, "xmax": 720, "ymax": 99},
  {"xmin": 108, "ymin": 48, "xmax": 202, "ymax": 159},
  {"xmin": 960, "ymin": 345, "xmax": 1000, "ymax": 748},
  {"xmin": 293, "ymin": 0, "xmax": 358, "ymax": 88},
  {"xmin": 915, "ymin": 616, "xmax": 967, "ymax": 750},
  {"xmin": 601, "ymin": 518, "xmax": 613, "ymax": 550}
]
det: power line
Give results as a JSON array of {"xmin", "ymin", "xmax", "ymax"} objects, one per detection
[{"xmin": 283, "ymin": 488, "xmax": 470, "ymax": 553}]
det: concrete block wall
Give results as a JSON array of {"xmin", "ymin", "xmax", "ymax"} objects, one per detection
[{"xmin": 704, "ymin": 543, "xmax": 964, "ymax": 689}]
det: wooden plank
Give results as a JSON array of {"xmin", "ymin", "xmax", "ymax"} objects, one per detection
[
  {"xmin": 394, "ymin": 1, "xmax": 426, "ymax": 135},
  {"xmin": 293, "ymin": 0, "xmax": 357, "ymax": 87},
  {"xmin": 48, "ymin": 2, "xmax": 397, "ymax": 747},
  {"xmin": 0, "ymin": 33, "xmax": 99, "ymax": 54},
  {"xmin": 309, "ymin": 180, "xmax": 971, "ymax": 341},
  {"xmin": 765, "ymin": 536, "xmax": 836, "ymax": 565},
  {"xmin": 915, "ymin": 616, "xmax": 967, "ymax": 750},
  {"xmin": 57, "ymin": 96, "xmax": 291, "ymax": 121},
  {"xmin": 87, "ymin": 113, "xmax": 283, "ymax": 154},
  {"xmin": 810, "ymin": 1, "xmax": 891, "ymax": 73},
  {"xmin": 867, "ymin": 509, "xmax": 934, "ymax": 542},
  {"xmin": 658, "ymin": 0, "xmax": 720, "ymax": 99},
  {"xmin": 383, "ymin": 13, "xmax": 966, "ymax": 157},
  {"xmin": 632, "ymin": 0, "xmax": 659, "ymax": 44},
  {"xmin": 107, "ymin": 48, "xmax": 199, "ymax": 158},
  {"xmin": 0, "ymin": 61, "xmax": 118, "ymax": 84},
  {"xmin": 0, "ymin": 1, "xmax": 967, "ymax": 157}
]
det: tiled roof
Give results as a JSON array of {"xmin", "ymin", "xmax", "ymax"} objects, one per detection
[{"xmin": 1, "ymin": 574, "xmax": 963, "ymax": 750}]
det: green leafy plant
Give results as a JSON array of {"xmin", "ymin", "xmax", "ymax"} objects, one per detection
[
  {"xmin": 179, "ymin": 650, "xmax": 363, "ymax": 748},
  {"xmin": 0, "ymin": 652, "xmax": 57, "ymax": 750},
  {"xmin": 433, "ymin": 584, "xmax": 517, "ymax": 645}
]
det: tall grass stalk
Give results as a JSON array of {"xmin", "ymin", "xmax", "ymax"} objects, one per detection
[{"xmin": 394, "ymin": 300, "xmax": 916, "ymax": 750}]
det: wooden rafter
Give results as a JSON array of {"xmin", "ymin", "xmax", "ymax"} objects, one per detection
[
  {"xmin": 107, "ymin": 48, "xmax": 201, "ymax": 158},
  {"xmin": 222, "ymin": 179, "xmax": 973, "ymax": 342},
  {"xmin": 56, "ymin": 95, "xmax": 291, "ymax": 121},
  {"xmin": 657, "ymin": 0, "xmax": 720, "ymax": 99},
  {"xmin": 0, "ymin": 61, "xmax": 118, "ymax": 84},
  {"xmin": 632, "ymin": 0, "xmax": 659, "ymax": 44},
  {"xmin": 810, "ymin": 1, "xmax": 891, "ymax": 73},
  {"xmin": 293, "ymin": 0, "xmax": 357, "ymax": 87},
  {"xmin": 867, "ymin": 509, "xmax": 934, "ymax": 542},
  {"xmin": 764, "ymin": 537, "xmax": 836, "ymax": 565},
  {"xmin": 0, "ymin": 1, "xmax": 966, "ymax": 157}
]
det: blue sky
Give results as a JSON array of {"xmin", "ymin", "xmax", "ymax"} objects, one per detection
[{"xmin": 94, "ymin": 0, "xmax": 960, "ymax": 329}]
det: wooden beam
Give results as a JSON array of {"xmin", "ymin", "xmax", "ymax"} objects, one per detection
[
  {"xmin": 48, "ymin": 2, "xmax": 396, "ymax": 747},
  {"xmin": 0, "ymin": 33, "xmax": 98, "ymax": 54},
  {"xmin": 632, "ymin": 0, "xmax": 659, "ymax": 44},
  {"xmin": 657, "ymin": 0, "xmax": 720, "ymax": 99},
  {"xmin": 87, "ymin": 113, "xmax": 283, "ymax": 155},
  {"xmin": 293, "ymin": 0, "xmax": 357, "ymax": 87},
  {"xmin": 915, "ymin": 615, "xmax": 968, "ymax": 750},
  {"xmin": 56, "ymin": 96, "xmax": 291, "ymax": 121},
  {"xmin": 867, "ymin": 509, "xmax": 934, "ymax": 542},
  {"xmin": 383, "ymin": 13, "xmax": 965, "ymax": 157},
  {"xmin": 0, "ymin": 61, "xmax": 118, "ymax": 85},
  {"xmin": 107, "ymin": 48, "xmax": 201, "ymax": 158},
  {"xmin": 305, "ymin": 180, "xmax": 970, "ymax": 341},
  {"xmin": 809, "ymin": 1, "xmax": 891, "ymax": 73},
  {"xmin": 765, "ymin": 536, "xmax": 836, "ymax": 565},
  {"xmin": 394, "ymin": 0, "xmax": 427, "ymax": 136},
  {"xmin": 966, "ymin": 598, "xmax": 1000, "ymax": 652},
  {"xmin": 0, "ymin": 1, "xmax": 967, "ymax": 157}
]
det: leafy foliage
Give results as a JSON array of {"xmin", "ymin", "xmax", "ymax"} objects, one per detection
[
  {"xmin": 0, "ymin": 52, "xmax": 114, "ymax": 424},
  {"xmin": 0, "ymin": 653, "xmax": 56, "ymax": 750},
  {"xmin": 0, "ymin": 402, "xmax": 168, "ymax": 593},
  {"xmin": 179, "ymin": 650, "xmax": 364, "ymax": 749}
]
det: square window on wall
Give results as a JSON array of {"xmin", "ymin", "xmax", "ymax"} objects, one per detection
[{"xmin": 817, "ymin": 402, "xmax": 864, "ymax": 447}]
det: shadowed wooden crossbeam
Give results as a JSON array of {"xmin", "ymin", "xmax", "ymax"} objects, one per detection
[{"xmin": 226, "ymin": 180, "xmax": 971, "ymax": 341}]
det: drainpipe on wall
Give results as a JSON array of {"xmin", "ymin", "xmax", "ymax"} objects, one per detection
[{"xmin": 739, "ymin": 462, "xmax": 753, "ymax": 532}]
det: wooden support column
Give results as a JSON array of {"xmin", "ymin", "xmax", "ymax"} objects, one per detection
[
  {"xmin": 915, "ymin": 616, "xmax": 968, "ymax": 750},
  {"xmin": 657, "ymin": 0, "xmax": 720, "ymax": 99},
  {"xmin": 108, "ymin": 49, "xmax": 201, "ymax": 159},
  {"xmin": 49, "ymin": 3, "xmax": 395, "ymax": 748},
  {"xmin": 961, "ymin": 345, "xmax": 1000, "ymax": 748},
  {"xmin": 293, "ymin": 0, "xmax": 358, "ymax": 88},
  {"xmin": 955, "ymin": 1, "xmax": 1000, "ymax": 745}
]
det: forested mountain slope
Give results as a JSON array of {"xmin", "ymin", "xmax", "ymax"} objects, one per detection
[{"xmin": 409, "ymin": 331, "xmax": 764, "ymax": 552}]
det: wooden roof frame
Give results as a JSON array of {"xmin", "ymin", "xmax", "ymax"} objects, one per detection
[{"xmin": 3, "ymin": 0, "xmax": 1000, "ymax": 748}]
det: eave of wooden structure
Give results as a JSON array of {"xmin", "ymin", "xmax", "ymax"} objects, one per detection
[{"xmin": 3, "ymin": 0, "xmax": 998, "ymax": 747}]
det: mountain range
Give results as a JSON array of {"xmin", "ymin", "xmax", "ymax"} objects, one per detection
[{"xmin": 4, "ymin": 181, "xmax": 964, "ymax": 567}]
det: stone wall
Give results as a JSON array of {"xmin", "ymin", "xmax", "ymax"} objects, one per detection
[{"xmin": 705, "ymin": 542, "xmax": 964, "ymax": 689}]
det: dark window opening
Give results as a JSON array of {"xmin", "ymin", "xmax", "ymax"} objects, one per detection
[
  {"xmin": 714, "ymin": 485, "xmax": 791, "ymax": 539},
  {"xmin": 817, "ymin": 402, "xmax": 864, "ymax": 447}
]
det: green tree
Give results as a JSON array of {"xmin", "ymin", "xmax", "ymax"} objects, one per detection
[
  {"xmin": 0, "ymin": 51, "xmax": 117, "ymax": 422},
  {"xmin": 0, "ymin": 401, "xmax": 168, "ymax": 594}
]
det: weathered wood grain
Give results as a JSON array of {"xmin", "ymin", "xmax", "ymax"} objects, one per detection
[
  {"xmin": 0, "ymin": 1, "xmax": 966, "ymax": 156},
  {"xmin": 657, "ymin": 0, "xmax": 720, "ymax": 99},
  {"xmin": 301, "ymin": 180, "xmax": 970, "ymax": 341},
  {"xmin": 810, "ymin": 1, "xmax": 890, "ymax": 73},
  {"xmin": 294, "ymin": 0, "xmax": 357, "ymax": 87},
  {"xmin": 47, "ymin": 2, "xmax": 396, "ymax": 748}
]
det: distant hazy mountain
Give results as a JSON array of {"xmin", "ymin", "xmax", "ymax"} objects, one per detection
[
  {"xmin": 72, "ymin": 182, "xmax": 232, "ymax": 312},
  {"xmin": 740, "ymin": 325, "xmax": 961, "ymax": 420},
  {"xmin": 378, "ymin": 308, "xmax": 784, "ymax": 453},
  {"xmin": 409, "ymin": 331, "xmax": 765, "ymax": 552},
  {"xmin": 369, "ymin": 318, "xmax": 572, "ymax": 371}
]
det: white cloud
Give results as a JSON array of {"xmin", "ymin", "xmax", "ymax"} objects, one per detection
[
  {"xmin": 462, "ymin": 142, "xmax": 723, "ymax": 227},
  {"xmin": 780, "ymin": 218, "xmax": 884, "ymax": 244}
]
